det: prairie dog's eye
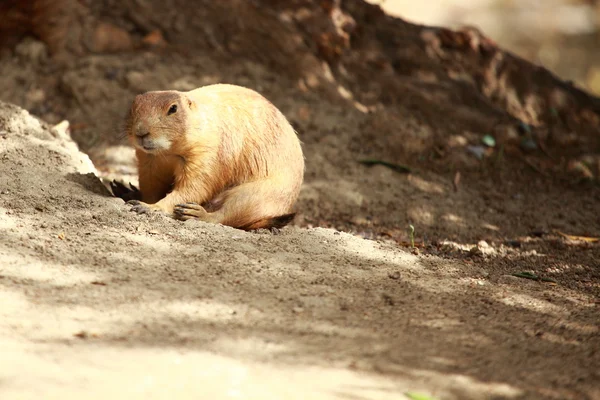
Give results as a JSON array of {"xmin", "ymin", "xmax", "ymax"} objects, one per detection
[{"xmin": 167, "ymin": 104, "xmax": 178, "ymax": 115}]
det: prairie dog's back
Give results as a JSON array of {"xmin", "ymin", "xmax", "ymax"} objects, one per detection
[{"xmin": 187, "ymin": 84, "xmax": 304, "ymax": 185}]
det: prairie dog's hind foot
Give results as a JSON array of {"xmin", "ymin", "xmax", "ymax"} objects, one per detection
[
  {"xmin": 173, "ymin": 201, "xmax": 296, "ymax": 231},
  {"xmin": 173, "ymin": 203, "xmax": 213, "ymax": 222}
]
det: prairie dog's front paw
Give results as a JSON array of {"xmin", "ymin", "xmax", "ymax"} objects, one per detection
[{"xmin": 127, "ymin": 200, "xmax": 162, "ymax": 214}]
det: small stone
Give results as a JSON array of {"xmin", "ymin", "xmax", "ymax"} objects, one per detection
[
  {"xmin": 15, "ymin": 38, "xmax": 48, "ymax": 64},
  {"xmin": 467, "ymin": 145, "xmax": 486, "ymax": 160},
  {"xmin": 73, "ymin": 330, "xmax": 88, "ymax": 339},
  {"xmin": 477, "ymin": 240, "xmax": 490, "ymax": 248},
  {"xmin": 387, "ymin": 271, "xmax": 401, "ymax": 280},
  {"xmin": 292, "ymin": 306, "xmax": 304, "ymax": 314},
  {"xmin": 469, "ymin": 246, "xmax": 482, "ymax": 256}
]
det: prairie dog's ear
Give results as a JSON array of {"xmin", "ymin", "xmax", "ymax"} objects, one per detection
[{"xmin": 186, "ymin": 96, "xmax": 195, "ymax": 110}]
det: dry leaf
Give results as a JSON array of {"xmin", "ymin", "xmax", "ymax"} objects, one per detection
[{"xmin": 554, "ymin": 230, "xmax": 599, "ymax": 243}]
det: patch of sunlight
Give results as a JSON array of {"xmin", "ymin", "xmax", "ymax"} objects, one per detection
[
  {"xmin": 438, "ymin": 240, "xmax": 471, "ymax": 252},
  {"xmin": 406, "ymin": 205, "xmax": 435, "ymax": 226},
  {"xmin": 403, "ymin": 368, "xmax": 522, "ymax": 399},
  {"xmin": 440, "ymin": 213, "xmax": 467, "ymax": 228},
  {"xmin": 365, "ymin": 362, "xmax": 522, "ymax": 399},
  {"xmin": 496, "ymin": 293, "xmax": 566, "ymax": 316},
  {"xmin": 0, "ymin": 343, "xmax": 411, "ymax": 400},
  {"xmin": 0, "ymin": 254, "xmax": 103, "ymax": 286},
  {"xmin": 161, "ymin": 299, "xmax": 250, "ymax": 322},
  {"xmin": 407, "ymin": 175, "xmax": 446, "ymax": 194},
  {"xmin": 561, "ymin": 321, "xmax": 599, "ymax": 335},
  {"xmin": 121, "ymin": 231, "xmax": 173, "ymax": 252},
  {"xmin": 413, "ymin": 317, "xmax": 464, "ymax": 330},
  {"xmin": 1, "ymin": 288, "xmax": 524, "ymax": 400},
  {"xmin": 427, "ymin": 356, "xmax": 458, "ymax": 368},
  {"xmin": 447, "ymin": 134, "xmax": 468, "ymax": 148},
  {"xmin": 28, "ymin": 135, "xmax": 97, "ymax": 174},
  {"xmin": 0, "ymin": 286, "xmax": 109, "ymax": 341},
  {"xmin": 328, "ymin": 229, "xmax": 423, "ymax": 270},
  {"xmin": 442, "ymin": 214, "xmax": 461, "ymax": 223},
  {"xmin": 0, "ymin": 208, "xmax": 17, "ymax": 230},
  {"xmin": 546, "ymin": 262, "xmax": 591, "ymax": 274},
  {"xmin": 337, "ymin": 85, "xmax": 354, "ymax": 100},
  {"xmin": 353, "ymin": 101, "xmax": 371, "ymax": 113},
  {"xmin": 0, "ymin": 288, "xmax": 30, "ymax": 320},
  {"xmin": 0, "ymin": 139, "xmax": 22, "ymax": 154},
  {"xmin": 104, "ymin": 250, "xmax": 152, "ymax": 266},
  {"xmin": 537, "ymin": 331, "xmax": 583, "ymax": 347},
  {"xmin": 213, "ymin": 337, "xmax": 290, "ymax": 359},
  {"xmin": 481, "ymin": 222, "xmax": 500, "ymax": 231}
]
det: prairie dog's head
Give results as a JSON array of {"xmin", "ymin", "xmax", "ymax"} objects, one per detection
[{"xmin": 126, "ymin": 90, "xmax": 195, "ymax": 153}]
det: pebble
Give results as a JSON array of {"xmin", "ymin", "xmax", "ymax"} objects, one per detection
[{"xmin": 388, "ymin": 271, "xmax": 401, "ymax": 280}]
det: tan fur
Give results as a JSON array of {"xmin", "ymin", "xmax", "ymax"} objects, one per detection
[{"xmin": 125, "ymin": 84, "xmax": 304, "ymax": 230}]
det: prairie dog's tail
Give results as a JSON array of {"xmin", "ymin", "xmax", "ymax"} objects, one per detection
[{"xmin": 239, "ymin": 213, "xmax": 296, "ymax": 231}]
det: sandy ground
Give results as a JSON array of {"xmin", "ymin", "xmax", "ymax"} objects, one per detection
[
  {"xmin": 0, "ymin": 1, "xmax": 599, "ymax": 399},
  {"xmin": 0, "ymin": 104, "xmax": 598, "ymax": 400}
]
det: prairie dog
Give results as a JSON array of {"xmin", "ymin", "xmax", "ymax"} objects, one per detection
[{"xmin": 122, "ymin": 84, "xmax": 304, "ymax": 230}]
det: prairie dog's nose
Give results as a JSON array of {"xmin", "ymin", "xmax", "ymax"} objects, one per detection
[{"xmin": 135, "ymin": 124, "xmax": 149, "ymax": 138}]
